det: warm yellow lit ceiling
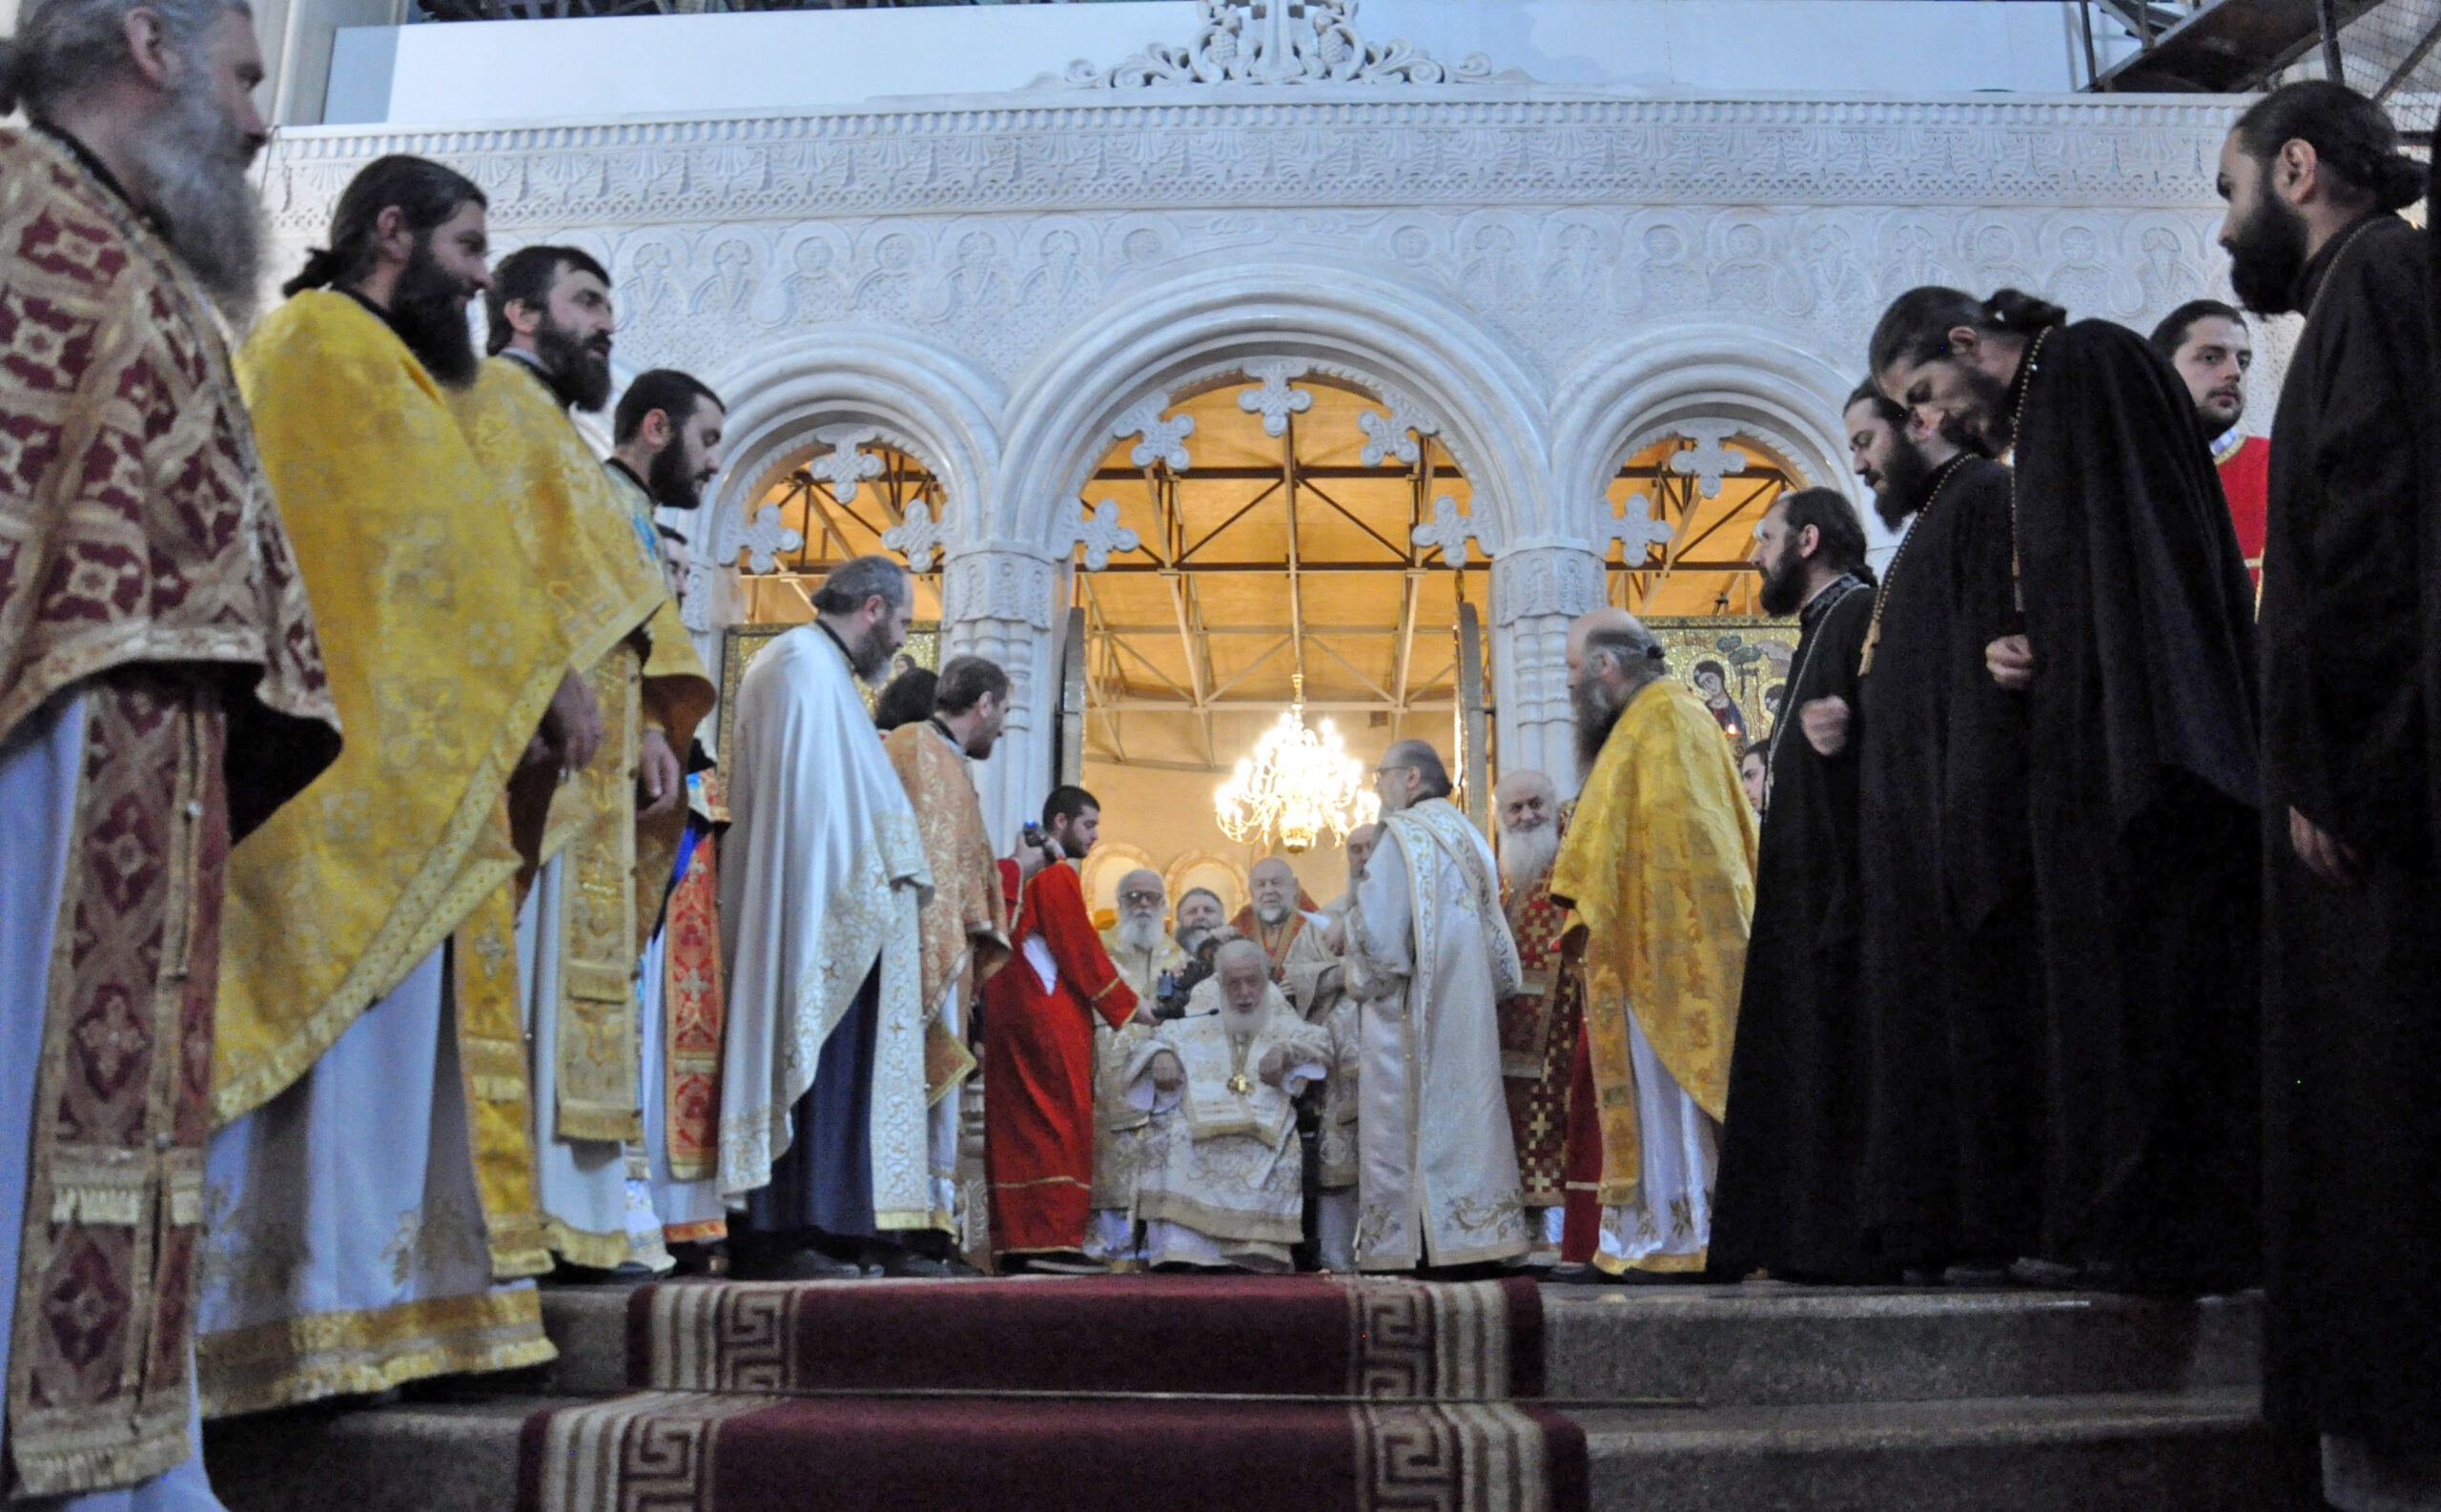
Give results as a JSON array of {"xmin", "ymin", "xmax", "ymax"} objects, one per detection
[{"xmin": 728, "ymin": 373, "xmax": 1794, "ymax": 771}]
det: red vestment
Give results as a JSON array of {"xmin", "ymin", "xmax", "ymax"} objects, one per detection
[
  {"xmin": 983, "ymin": 861, "xmax": 1138, "ymax": 1255},
  {"xmin": 2215, "ymin": 431, "xmax": 2269, "ymax": 592},
  {"xmin": 1498, "ymin": 807, "xmax": 1580, "ymax": 1208}
]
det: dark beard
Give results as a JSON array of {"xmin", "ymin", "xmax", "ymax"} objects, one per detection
[
  {"xmin": 1756, "ymin": 538, "xmax": 1808, "ymax": 617},
  {"xmin": 2226, "ymin": 193, "xmax": 2310, "ymax": 316},
  {"xmin": 1871, "ymin": 431, "xmax": 1937, "ymax": 531},
  {"xmin": 1956, "ymin": 362, "xmax": 2016, "ymax": 457},
  {"xmin": 846, "ymin": 623, "xmax": 896, "ymax": 685},
  {"xmin": 647, "ymin": 433, "xmax": 705, "ymax": 510},
  {"xmin": 389, "ymin": 241, "xmax": 481, "ymax": 388},
  {"xmin": 127, "ymin": 77, "xmax": 266, "ymax": 324},
  {"xmin": 1571, "ymin": 677, "xmax": 1626, "ymax": 778},
  {"xmin": 533, "ymin": 315, "xmax": 612, "ymax": 413}
]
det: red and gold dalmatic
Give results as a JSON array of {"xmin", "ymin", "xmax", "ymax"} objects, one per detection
[
  {"xmin": 1497, "ymin": 806, "xmax": 1581, "ymax": 1212},
  {"xmin": 0, "ymin": 128, "xmax": 338, "ymax": 1496},
  {"xmin": 982, "ymin": 863, "xmax": 1137, "ymax": 1257}
]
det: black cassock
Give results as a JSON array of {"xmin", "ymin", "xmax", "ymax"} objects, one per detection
[
  {"xmin": 2009, "ymin": 317, "xmax": 2261, "ymax": 1290},
  {"xmin": 1711, "ymin": 573, "xmax": 1875, "ymax": 1281},
  {"xmin": 1853, "ymin": 456, "xmax": 2042, "ymax": 1271},
  {"xmin": 2259, "ymin": 212, "xmax": 2440, "ymax": 1454}
]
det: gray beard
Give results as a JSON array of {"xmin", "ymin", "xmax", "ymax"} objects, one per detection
[
  {"xmin": 1115, "ymin": 913, "xmax": 1165, "ymax": 954},
  {"xmin": 127, "ymin": 81, "xmax": 268, "ymax": 325},
  {"xmin": 1177, "ymin": 924, "xmax": 1218, "ymax": 955},
  {"xmin": 846, "ymin": 623, "xmax": 895, "ymax": 685},
  {"xmin": 1499, "ymin": 824, "xmax": 1560, "ymax": 889},
  {"xmin": 1254, "ymin": 900, "xmax": 1292, "ymax": 927}
]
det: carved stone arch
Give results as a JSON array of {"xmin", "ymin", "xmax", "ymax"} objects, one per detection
[
  {"xmin": 995, "ymin": 261, "xmax": 1553, "ymax": 557},
  {"xmin": 1549, "ymin": 322, "xmax": 1869, "ymax": 551},
  {"xmin": 700, "ymin": 328, "xmax": 1009, "ymax": 573}
]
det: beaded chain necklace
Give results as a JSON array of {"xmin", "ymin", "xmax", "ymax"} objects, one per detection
[
  {"xmin": 2002, "ymin": 323, "xmax": 2055, "ymax": 615},
  {"xmin": 1857, "ymin": 450, "xmax": 1974, "ymax": 676}
]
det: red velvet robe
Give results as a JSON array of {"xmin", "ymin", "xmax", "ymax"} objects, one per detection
[
  {"xmin": 2215, "ymin": 430, "xmax": 2270, "ymax": 593},
  {"xmin": 983, "ymin": 862, "xmax": 1138, "ymax": 1256}
]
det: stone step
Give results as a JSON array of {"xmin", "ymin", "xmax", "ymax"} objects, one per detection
[
  {"xmin": 205, "ymin": 1387, "xmax": 2285, "ymax": 1512},
  {"xmin": 533, "ymin": 1281, "xmax": 2261, "ymax": 1406},
  {"xmin": 1542, "ymin": 1283, "xmax": 2261, "ymax": 1406}
]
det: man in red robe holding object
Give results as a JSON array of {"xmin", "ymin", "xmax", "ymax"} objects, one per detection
[{"xmin": 984, "ymin": 785, "xmax": 1139, "ymax": 1271}]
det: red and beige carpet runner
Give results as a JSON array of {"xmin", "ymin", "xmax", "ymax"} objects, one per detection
[{"xmin": 519, "ymin": 1275, "xmax": 1586, "ymax": 1512}]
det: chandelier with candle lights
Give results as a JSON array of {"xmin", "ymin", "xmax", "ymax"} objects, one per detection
[{"xmin": 1213, "ymin": 675, "xmax": 1381, "ymax": 854}]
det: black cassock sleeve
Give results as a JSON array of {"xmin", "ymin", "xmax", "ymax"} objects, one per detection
[{"xmin": 2262, "ymin": 217, "xmax": 2431, "ymax": 858}]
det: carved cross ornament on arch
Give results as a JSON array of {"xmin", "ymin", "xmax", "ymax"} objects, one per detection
[
  {"xmin": 1603, "ymin": 493, "xmax": 1678, "ymax": 565},
  {"xmin": 1065, "ymin": 0, "xmax": 1498, "ymax": 90},
  {"xmin": 1667, "ymin": 421, "xmax": 1751, "ymax": 500},
  {"xmin": 1356, "ymin": 387, "xmax": 1436, "ymax": 468},
  {"xmin": 1114, "ymin": 398, "xmax": 1196, "ymax": 473},
  {"xmin": 807, "ymin": 424, "xmax": 888, "ymax": 505},
  {"xmin": 738, "ymin": 503, "xmax": 805, "ymax": 575},
  {"xmin": 1412, "ymin": 494, "xmax": 1479, "ymax": 568},
  {"xmin": 1061, "ymin": 499, "xmax": 1142, "ymax": 572},
  {"xmin": 881, "ymin": 500, "xmax": 944, "ymax": 572},
  {"xmin": 1238, "ymin": 358, "xmax": 1316, "ymax": 437}
]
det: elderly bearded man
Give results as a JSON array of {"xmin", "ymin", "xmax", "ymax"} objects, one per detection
[
  {"xmin": 880, "ymin": 655, "xmax": 1015, "ymax": 1276},
  {"xmin": 1345, "ymin": 741, "xmax": 1529, "ymax": 1273},
  {"xmin": 1089, "ymin": 870, "xmax": 1183, "ymax": 1263},
  {"xmin": 1493, "ymin": 771, "xmax": 1579, "ymax": 1262},
  {"xmin": 1123, "ymin": 942, "xmax": 1332, "ymax": 1273},
  {"xmin": 1551, "ymin": 610, "xmax": 1754, "ymax": 1278},
  {"xmin": 1159, "ymin": 887, "xmax": 1233, "ymax": 1017},
  {"xmin": 721, "ymin": 555, "xmax": 933, "ymax": 1280},
  {"xmin": 1304, "ymin": 829, "xmax": 1374, "ymax": 1270},
  {"xmin": 0, "ymin": 3, "xmax": 340, "ymax": 1498},
  {"xmin": 453, "ymin": 245, "xmax": 715, "ymax": 1279},
  {"xmin": 1234, "ymin": 857, "xmax": 1322, "ymax": 979},
  {"xmin": 203, "ymin": 155, "xmax": 586, "ymax": 1414}
]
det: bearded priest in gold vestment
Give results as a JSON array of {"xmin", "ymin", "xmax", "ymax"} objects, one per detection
[
  {"xmin": 880, "ymin": 656, "xmax": 1015, "ymax": 1272},
  {"xmin": 454, "ymin": 246, "xmax": 713, "ymax": 1275},
  {"xmin": 1549, "ymin": 611, "xmax": 1754, "ymax": 1277},
  {"xmin": 201, "ymin": 158, "xmax": 593, "ymax": 1414},
  {"xmin": 1089, "ymin": 868, "xmax": 1182, "ymax": 1264}
]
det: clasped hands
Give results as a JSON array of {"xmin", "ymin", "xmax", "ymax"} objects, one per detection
[{"xmin": 1147, "ymin": 1046, "xmax": 1291, "ymax": 1094}]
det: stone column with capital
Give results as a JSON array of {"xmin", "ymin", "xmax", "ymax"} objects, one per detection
[
  {"xmin": 1488, "ymin": 543, "xmax": 1609, "ymax": 800},
  {"xmin": 939, "ymin": 546, "xmax": 1064, "ymax": 845}
]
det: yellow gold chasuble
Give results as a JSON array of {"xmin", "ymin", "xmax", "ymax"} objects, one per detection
[
  {"xmin": 881, "ymin": 722, "xmax": 1010, "ymax": 1107},
  {"xmin": 449, "ymin": 358, "xmax": 711, "ymax": 1165},
  {"xmin": 215, "ymin": 294, "xmax": 570, "ymax": 1134},
  {"xmin": 1549, "ymin": 679, "xmax": 1754, "ymax": 1210}
]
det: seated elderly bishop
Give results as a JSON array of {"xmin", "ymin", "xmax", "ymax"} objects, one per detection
[
  {"xmin": 1090, "ymin": 870, "xmax": 1185, "ymax": 1262},
  {"xmin": 1123, "ymin": 943, "xmax": 1332, "ymax": 1273}
]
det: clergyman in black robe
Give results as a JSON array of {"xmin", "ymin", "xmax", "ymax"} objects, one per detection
[
  {"xmin": 2220, "ymin": 81, "xmax": 2440, "ymax": 1484},
  {"xmin": 1841, "ymin": 392, "xmax": 2041, "ymax": 1278},
  {"xmin": 1872, "ymin": 285, "xmax": 2261, "ymax": 1293},
  {"xmin": 1710, "ymin": 487, "xmax": 1876, "ymax": 1282}
]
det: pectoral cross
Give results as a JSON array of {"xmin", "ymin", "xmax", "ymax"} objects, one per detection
[{"xmin": 1227, "ymin": 1072, "xmax": 1255, "ymax": 1096}]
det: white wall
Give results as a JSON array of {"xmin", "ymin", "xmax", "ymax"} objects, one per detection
[{"xmin": 331, "ymin": 0, "xmax": 2116, "ymax": 128}]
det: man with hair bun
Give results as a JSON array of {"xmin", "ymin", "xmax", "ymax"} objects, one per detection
[
  {"xmin": 202, "ymin": 154, "xmax": 585, "ymax": 1415},
  {"xmin": 1872, "ymin": 278, "xmax": 2261, "ymax": 1294},
  {"xmin": 0, "ymin": 0, "xmax": 341, "ymax": 1496},
  {"xmin": 2218, "ymin": 80, "xmax": 2441, "ymax": 1504},
  {"xmin": 1711, "ymin": 485, "xmax": 1876, "ymax": 1283}
]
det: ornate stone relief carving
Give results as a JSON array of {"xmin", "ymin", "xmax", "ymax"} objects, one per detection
[
  {"xmin": 1058, "ymin": 500, "xmax": 1142, "ymax": 573},
  {"xmin": 942, "ymin": 550, "xmax": 1059, "ymax": 631},
  {"xmin": 1412, "ymin": 495, "xmax": 1479, "ymax": 569},
  {"xmin": 1063, "ymin": 0, "xmax": 1497, "ymax": 90},
  {"xmin": 736, "ymin": 503, "xmax": 803, "ymax": 575},
  {"xmin": 806, "ymin": 423, "xmax": 887, "ymax": 503},
  {"xmin": 1598, "ymin": 493, "xmax": 1678, "ymax": 566},
  {"xmin": 881, "ymin": 501, "xmax": 944, "ymax": 572},
  {"xmin": 1667, "ymin": 420, "xmax": 1750, "ymax": 500},
  {"xmin": 1113, "ymin": 398, "xmax": 1196, "ymax": 472},
  {"xmin": 1237, "ymin": 358, "xmax": 1315, "ymax": 437},
  {"xmin": 1356, "ymin": 387, "xmax": 1435, "ymax": 467}
]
